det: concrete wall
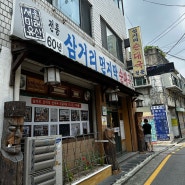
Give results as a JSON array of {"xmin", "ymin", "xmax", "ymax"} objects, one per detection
[{"xmin": 144, "ymin": 48, "xmax": 168, "ymax": 66}]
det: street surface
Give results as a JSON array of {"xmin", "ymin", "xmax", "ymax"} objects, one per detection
[
  {"xmin": 122, "ymin": 142, "xmax": 185, "ymax": 185},
  {"xmin": 150, "ymin": 143, "xmax": 185, "ymax": 185}
]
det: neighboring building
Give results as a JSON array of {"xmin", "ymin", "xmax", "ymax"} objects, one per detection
[
  {"xmin": 131, "ymin": 47, "xmax": 185, "ymax": 141},
  {"xmin": 0, "ymin": 0, "xmax": 140, "ymax": 183}
]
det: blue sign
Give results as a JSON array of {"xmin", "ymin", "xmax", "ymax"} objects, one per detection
[{"xmin": 151, "ymin": 105, "xmax": 170, "ymax": 141}]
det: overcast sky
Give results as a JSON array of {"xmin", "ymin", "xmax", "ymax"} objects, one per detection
[{"xmin": 124, "ymin": 0, "xmax": 185, "ymax": 78}]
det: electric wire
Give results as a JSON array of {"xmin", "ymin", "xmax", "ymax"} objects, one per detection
[
  {"xmin": 126, "ymin": 0, "xmax": 185, "ymax": 74},
  {"xmin": 146, "ymin": 13, "xmax": 185, "ymax": 45},
  {"xmin": 125, "ymin": 13, "xmax": 134, "ymax": 27},
  {"xmin": 174, "ymin": 48, "xmax": 185, "ymax": 55},
  {"xmin": 167, "ymin": 53, "xmax": 185, "ymax": 61},
  {"xmin": 161, "ymin": 38, "xmax": 185, "ymax": 50},
  {"xmin": 143, "ymin": 0, "xmax": 185, "ymax": 7},
  {"xmin": 166, "ymin": 33, "xmax": 185, "ymax": 54},
  {"xmin": 167, "ymin": 48, "xmax": 185, "ymax": 60}
]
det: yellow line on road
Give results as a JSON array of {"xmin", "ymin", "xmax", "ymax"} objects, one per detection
[{"xmin": 144, "ymin": 154, "xmax": 171, "ymax": 185}]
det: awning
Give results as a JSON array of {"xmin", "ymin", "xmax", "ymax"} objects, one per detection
[{"xmin": 11, "ymin": 39, "xmax": 140, "ymax": 96}]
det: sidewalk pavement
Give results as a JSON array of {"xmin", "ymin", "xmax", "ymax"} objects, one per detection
[{"xmin": 98, "ymin": 137, "xmax": 185, "ymax": 185}]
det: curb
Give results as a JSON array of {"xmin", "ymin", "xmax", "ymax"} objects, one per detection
[
  {"xmin": 117, "ymin": 152, "xmax": 139, "ymax": 164},
  {"xmin": 113, "ymin": 144, "xmax": 175, "ymax": 185},
  {"xmin": 99, "ymin": 138, "xmax": 185, "ymax": 185}
]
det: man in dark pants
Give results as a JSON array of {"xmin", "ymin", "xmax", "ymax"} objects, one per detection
[{"xmin": 142, "ymin": 119, "xmax": 153, "ymax": 152}]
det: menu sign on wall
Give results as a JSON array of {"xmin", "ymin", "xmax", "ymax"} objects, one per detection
[
  {"xmin": 26, "ymin": 76, "xmax": 48, "ymax": 94},
  {"xmin": 20, "ymin": 96, "xmax": 89, "ymax": 137}
]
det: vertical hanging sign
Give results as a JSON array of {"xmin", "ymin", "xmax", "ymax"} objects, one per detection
[{"xmin": 128, "ymin": 26, "xmax": 146, "ymax": 77}]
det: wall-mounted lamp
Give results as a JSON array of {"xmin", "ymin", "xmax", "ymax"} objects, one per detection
[
  {"xmin": 43, "ymin": 66, "xmax": 61, "ymax": 85},
  {"xmin": 135, "ymin": 99, "xmax": 143, "ymax": 107},
  {"xmin": 108, "ymin": 86, "xmax": 120, "ymax": 102}
]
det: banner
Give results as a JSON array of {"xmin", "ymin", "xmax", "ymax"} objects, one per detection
[{"xmin": 129, "ymin": 27, "xmax": 146, "ymax": 77}]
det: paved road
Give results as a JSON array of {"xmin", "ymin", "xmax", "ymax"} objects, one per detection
[
  {"xmin": 120, "ymin": 144, "xmax": 183, "ymax": 185},
  {"xmin": 99, "ymin": 139, "xmax": 185, "ymax": 185},
  {"xmin": 150, "ymin": 143, "xmax": 185, "ymax": 185}
]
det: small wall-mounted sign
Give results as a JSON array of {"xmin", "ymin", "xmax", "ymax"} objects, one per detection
[{"xmin": 102, "ymin": 106, "xmax": 107, "ymax": 116}]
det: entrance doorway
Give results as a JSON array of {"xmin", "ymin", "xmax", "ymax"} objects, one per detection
[{"xmin": 107, "ymin": 111, "xmax": 122, "ymax": 154}]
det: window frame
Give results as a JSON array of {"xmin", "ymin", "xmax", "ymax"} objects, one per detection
[
  {"xmin": 101, "ymin": 18, "xmax": 123, "ymax": 62},
  {"xmin": 80, "ymin": 0, "xmax": 92, "ymax": 36},
  {"xmin": 47, "ymin": 0, "xmax": 92, "ymax": 36},
  {"xmin": 134, "ymin": 77, "xmax": 147, "ymax": 86},
  {"xmin": 171, "ymin": 75, "xmax": 179, "ymax": 87},
  {"xmin": 113, "ymin": 0, "xmax": 124, "ymax": 15}
]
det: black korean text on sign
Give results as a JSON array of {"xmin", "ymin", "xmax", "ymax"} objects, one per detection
[{"xmin": 20, "ymin": 5, "xmax": 45, "ymax": 41}]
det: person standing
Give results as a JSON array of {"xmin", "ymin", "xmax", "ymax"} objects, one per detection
[{"xmin": 142, "ymin": 119, "xmax": 153, "ymax": 152}]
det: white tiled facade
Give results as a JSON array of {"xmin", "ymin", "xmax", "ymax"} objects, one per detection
[
  {"xmin": 90, "ymin": 0, "xmax": 127, "ymax": 64},
  {"xmin": 0, "ymin": 0, "xmax": 129, "ymax": 146},
  {"xmin": 0, "ymin": 0, "xmax": 13, "ymax": 146}
]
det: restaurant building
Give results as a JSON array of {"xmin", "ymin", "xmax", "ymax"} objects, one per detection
[{"xmin": 0, "ymin": 0, "xmax": 139, "ymax": 162}]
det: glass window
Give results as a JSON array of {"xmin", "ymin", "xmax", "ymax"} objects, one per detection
[
  {"xmin": 58, "ymin": 0, "xmax": 80, "ymax": 25},
  {"xmin": 52, "ymin": 0, "xmax": 92, "ymax": 36},
  {"xmin": 179, "ymin": 79, "xmax": 183, "ymax": 89},
  {"xmin": 113, "ymin": 0, "xmax": 124, "ymax": 14},
  {"xmin": 46, "ymin": 0, "xmax": 52, "ymax": 4},
  {"xmin": 171, "ymin": 75, "xmax": 179, "ymax": 86},
  {"xmin": 134, "ymin": 77, "xmax": 146, "ymax": 86},
  {"xmin": 107, "ymin": 27, "xmax": 118, "ymax": 58},
  {"xmin": 101, "ymin": 18, "xmax": 123, "ymax": 62},
  {"xmin": 80, "ymin": 0, "xmax": 92, "ymax": 36},
  {"xmin": 113, "ymin": 0, "xmax": 119, "ymax": 6},
  {"xmin": 118, "ymin": 0, "xmax": 124, "ymax": 14}
]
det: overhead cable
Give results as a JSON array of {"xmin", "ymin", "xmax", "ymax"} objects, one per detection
[
  {"xmin": 167, "ymin": 53, "xmax": 185, "ymax": 61},
  {"xmin": 166, "ymin": 33, "xmax": 185, "ymax": 54},
  {"xmin": 161, "ymin": 38, "xmax": 185, "ymax": 50},
  {"xmin": 146, "ymin": 13, "xmax": 185, "ymax": 45},
  {"xmin": 143, "ymin": 0, "xmax": 185, "ymax": 7},
  {"xmin": 125, "ymin": 14, "xmax": 134, "ymax": 27}
]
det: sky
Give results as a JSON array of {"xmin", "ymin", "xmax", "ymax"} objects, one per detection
[{"xmin": 124, "ymin": 0, "xmax": 185, "ymax": 78}]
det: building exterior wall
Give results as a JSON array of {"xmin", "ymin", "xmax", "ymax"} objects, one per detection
[
  {"xmin": 145, "ymin": 48, "xmax": 168, "ymax": 67},
  {"xmin": 0, "ymin": 3, "xmax": 141, "ymax": 183},
  {"xmin": 0, "ymin": 0, "xmax": 14, "ymax": 148},
  {"xmin": 0, "ymin": 0, "xmax": 138, "ymax": 159},
  {"xmin": 89, "ymin": 0, "xmax": 127, "ymax": 48},
  {"xmin": 135, "ymin": 48, "xmax": 185, "ymax": 140}
]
